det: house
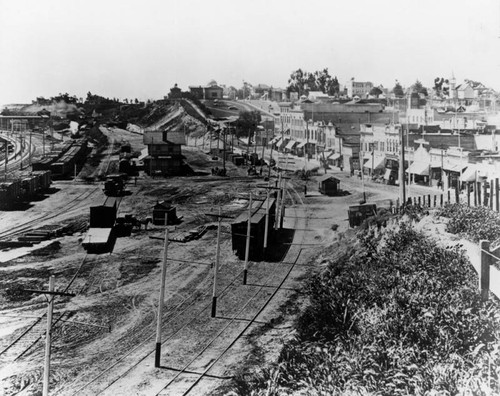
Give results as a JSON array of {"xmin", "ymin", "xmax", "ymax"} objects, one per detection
[
  {"xmin": 189, "ymin": 80, "xmax": 224, "ymax": 100},
  {"xmin": 345, "ymin": 78, "xmax": 374, "ymax": 99},
  {"xmin": 318, "ymin": 175, "xmax": 340, "ymax": 196},
  {"xmin": 143, "ymin": 130, "xmax": 186, "ymax": 176},
  {"xmin": 168, "ymin": 83, "xmax": 182, "ymax": 99}
]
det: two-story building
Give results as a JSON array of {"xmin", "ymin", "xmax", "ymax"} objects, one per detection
[{"xmin": 143, "ymin": 130, "xmax": 186, "ymax": 176}]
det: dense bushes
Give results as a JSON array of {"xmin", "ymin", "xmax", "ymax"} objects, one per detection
[
  {"xmin": 232, "ymin": 223, "xmax": 500, "ymax": 395},
  {"xmin": 438, "ymin": 203, "xmax": 500, "ymax": 242}
]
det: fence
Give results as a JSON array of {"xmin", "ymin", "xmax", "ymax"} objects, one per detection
[
  {"xmin": 396, "ymin": 178, "xmax": 500, "ymax": 212},
  {"xmin": 479, "ymin": 240, "xmax": 500, "ymax": 301}
]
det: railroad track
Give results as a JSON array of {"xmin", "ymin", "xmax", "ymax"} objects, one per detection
[
  {"xmin": 63, "ymin": 182, "xmax": 312, "ymax": 396},
  {"xmin": 0, "ymin": 253, "xmax": 95, "ymax": 362},
  {"xmin": 0, "ymin": 185, "xmax": 101, "ymax": 240}
]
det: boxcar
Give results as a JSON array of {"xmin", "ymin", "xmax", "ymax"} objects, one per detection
[{"xmin": 231, "ymin": 197, "xmax": 276, "ymax": 261}]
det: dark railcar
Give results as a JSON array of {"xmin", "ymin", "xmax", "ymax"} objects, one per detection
[{"xmin": 231, "ymin": 197, "xmax": 276, "ymax": 261}]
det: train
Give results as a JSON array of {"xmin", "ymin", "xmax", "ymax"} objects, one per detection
[
  {"xmin": 231, "ymin": 196, "xmax": 276, "ymax": 262},
  {"xmin": 82, "ymin": 196, "xmax": 119, "ymax": 253},
  {"xmin": 50, "ymin": 140, "xmax": 88, "ymax": 179},
  {"xmin": 32, "ymin": 139, "xmax": 88, "ymax": 179},
  {"xmin": 32, "ymin": 140, "xmax": 75, "ymax": 171},
  {"xmin": 0, "ymin": 170, "xmax": 52, "ymax": 210}
]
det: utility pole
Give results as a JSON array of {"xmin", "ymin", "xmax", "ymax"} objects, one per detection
[
  {"xmin": 155, "ymin": 224, "xmax": 169, "ymax": 368},
  {"xmin": 274, "ymin": 173, "xmax": 282, "ymax": 230},
  {"xmin": 22, "ymin": 276, "xmax": 75, "ymax": 396},
  {"xmin": 399, "ymin": 125, "xmax": 406, "ymax": 205},
  {"xmin": 212, "ymin": 207, "xmax": 222, "ymax": 317},
  {"xmin": 243, "ymin": 193, "xmax": 252, "ymax": 285},
  {"xmin": 205, "ymin": 208, "xmax": 233, "ymax": 317},
  {"xmin": 279, "ymin": 177, "xmax": 286, "ymax": 229},
  {"xmin": 222, "ymin": 126, "xmax": 226, "ymax": 174},
  {"xmin": 263, "ymin": 187, "xmax": 270, "ymax": 255},
  {"xmin": 4, "ymin": 141, "xmax": 7, "ymax": 181}
]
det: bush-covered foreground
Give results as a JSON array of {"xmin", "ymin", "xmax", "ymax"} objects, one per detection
[
  {"xmin": 230, "ymin": 223, "xmax": 500, "ymax": 395},
  {"xmin": 438, "ymin": 203, "xmax": 500, "ymax": 243}
]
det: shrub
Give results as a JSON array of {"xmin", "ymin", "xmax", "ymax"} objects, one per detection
[
  {"xmin": 231, "ymin": 223, "xmax": 500, "ymax": 395},
  {"xmin": 437, "ymin": 203, "xmax": 500, "ymax": 242}
]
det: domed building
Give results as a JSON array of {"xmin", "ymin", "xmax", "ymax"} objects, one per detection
[{"xmin": 189, "ymin": 79, "xmax": 223, "ymax": 100}]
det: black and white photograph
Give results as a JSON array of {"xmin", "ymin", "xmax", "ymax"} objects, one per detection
[{"xmin": 1, "ymin": 0, "xmax": 500, "ymax": 394}]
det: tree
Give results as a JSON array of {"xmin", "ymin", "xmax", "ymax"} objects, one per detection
[
  {"xmin": 412, "ymin": 80, "xmax": 428, "ymax": 97},
  {"xmin": 369, "ymin": 87, "xmax": 383, "ymax": 98},
  {"xmin": 235, "ymin": 110, "xmax": 261, "ymax": 139},
  {"xmin": 392, "ymin": 81, "xmax": 404, "ymax": 98},
  {"xmin": 434, "ymin": 77, "xmax": 450, "ymax": 97},
  {"xmin": 287, "ymin": 68, "xmax": 340, "ymax": 97}
]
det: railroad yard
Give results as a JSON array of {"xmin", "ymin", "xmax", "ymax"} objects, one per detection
[
  {"xmin": 0, "ymin": 114, "xmax": 453, "ymax": 396},
  {"xmin": 0, "ymin": 115, "xmax": 400, "ymax": 396}
]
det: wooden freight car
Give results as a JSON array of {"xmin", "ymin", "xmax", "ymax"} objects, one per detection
[
  {"xmin": 82, "ymin": 196, "xmax": 119, "ymax": 252},
  {"xmin": 231, "ymin": 197, "xmax": 276, "ymax": 262},
  {"xmin": 0, "ymin": 180, "xmax": 21, "ymax": 209}
]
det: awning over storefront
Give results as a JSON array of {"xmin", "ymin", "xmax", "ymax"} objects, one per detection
[
  {"xmin": 363, "ymin": 155, "xmax": 385, "ymax": 170},
  {"xmin": 285, "ymin": 140, "xmax": 297, "ymax": 150},
  {"xmin": 443, "ymin": 163, "xmax": 464, "ymax": 173},
  {"xmin": 278, "ymin": 138, "xmax": 289, "ymax": 149},
  {"xmin": 274, "ymin": 137, "xmax": 282, "ymax": 147},
  {"xmin": 269, "ymin": 136, "xmax": 280, "ymax": 144},
  {"xmin": 297, "ymin": 141, "xmax": 307, "ymax": 149},
  {"xmin": 329, "ymin": 153, "xmax": 341, "ymax": 160},
  {"xmin": 363, "ymin": 152, "xmax": 373, "ymax": 161},
  {"xmin": 406, "ymin": 161, "xmax": 430, "ymax": 176},
  {"xmin": 460, "ymin": 165, "xmax": 478, "ymax": 182}
]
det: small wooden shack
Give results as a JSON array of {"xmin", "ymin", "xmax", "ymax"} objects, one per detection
[
  {"xmin": 152, "ymin": 201, "xmax": 177, "ymax": 225},
  {"xmin": 318, "ymin": 175, "xmax": 340, "ymax": 196}
]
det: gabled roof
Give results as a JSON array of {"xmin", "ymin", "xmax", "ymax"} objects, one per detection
[
  {"xmin": 143, "ymin": 130, "xmax": 186, "ymax": 145},
  {"xmin": 318, "ymin": 175, "xmax": 340, "ymax": 183}
]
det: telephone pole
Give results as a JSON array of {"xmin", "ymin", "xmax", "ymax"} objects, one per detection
[
  {"xmin": 22, "ymin": 276, "xmax": 75, "ymax": 396},
  {"xmin": 205, "ymin": 208, "xmax": 233, "ymax": 317},
  {"xmin": 243, "ymin": 193, "xmax": 252, "ymax": 285},
  {"xmin": 155, "ymin": 226, "xmax": 169, "ymax": 368}
]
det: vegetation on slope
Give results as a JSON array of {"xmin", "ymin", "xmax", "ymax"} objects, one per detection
[
  {"xmin": 231, "ymin": 223, "xmax": 500, "ymax": 395},
  {"xmin": 437, "ymin": 203, "xmax": 500, "ymax": 243}
]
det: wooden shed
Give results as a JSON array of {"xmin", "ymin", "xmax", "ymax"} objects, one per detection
[
  {"xmin": 152, "ymin": 201, "xmax": 177, "ymax": 225},
  {"xmin": 318, "ymin": 175, "xmax": 340, "ymax": 196}
]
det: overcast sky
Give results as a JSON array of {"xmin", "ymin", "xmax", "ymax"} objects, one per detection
[{"xmin": 1, "ymin": 0, "xmax": 499, "ymax": 105}]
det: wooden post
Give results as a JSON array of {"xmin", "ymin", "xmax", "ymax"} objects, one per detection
[
  {"xmin": 243, "ymin": 193, "xmax": 252, "ymax": 285},
  {"xmin": 480, "ymin": 240, "xmax": 490, "ymax": 302},
  {"xmin": 427, "ymin": 194, "xmax": 431, "ymax": 207},
  {"xmin": 418, "ymin": 196, "xmax": 421, "ymax": 206},
  {"xmin": 433, "ymin": 195, "xmax": 437, "ymax": 207},
  {"xmin": 447, "ymin": 190, "xmax": 451, "ymax": 204},
  {"xmin": 477, "ymin": 181, "xmax": 482, "ymax": 206},
  {"xmin": 396, "ymin": 198, "xmax": 399, "ymax": 213},
  {"xmin": 490, "ymin": 180, "xmax": 494, "ymax": 209},
  {"xmin": 496, "ymin": 178, "xmax": 499, "ymax": 212},
  {"xmin": 467, "ymin": 182, "xmax": 470, "ymax": 207},
  {"xmin": 440, "ymin": 194, "xmax": 443, "ymax": 207},
  {"xmin": 43, "ymin": 276, "xmax": 55, "ymax": 396},
  {"xmin": 212, "ymin": 207, "xmax": 222, "ymax": 317},
  {"xmin": 474, "ymin": 181, "xmax": 478, "ymax": 207},
  {"xmin": 455, "ymin": 185, "xmax": 459, "ymax": 204},
  {"xmin": 483, "ymin": 180, "xmax": 488, "ymax": 206},
  {"xmin": 155, "ymin": 221, "xmax": 169, "ymax": 367}
]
